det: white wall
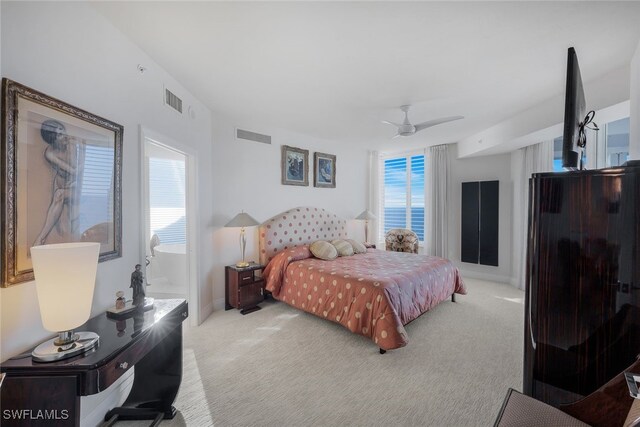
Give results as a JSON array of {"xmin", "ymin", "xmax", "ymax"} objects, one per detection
[
  {"xmin": 458, "ymin": 65, "xmax": 631, "ymax": 158},
  {"xmin": 210, "ymin": 113, "xmax": 368, "ymax": 309},
  {"xmin": 448, "ymin": 145, "xmax": 513, "ymax": 283},
  {"xmin": 631, "ymin": 40, "xmax": 640, "ymax": 160},
  {"xmin": 0, "ymin": 2, "xmax": 214, "ymax": 358}
]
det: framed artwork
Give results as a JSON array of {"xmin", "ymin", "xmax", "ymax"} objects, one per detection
[
  {"xmin": 281, "ymin": 145, "xmax": 309, "ymax": 186},
  {"xmin": 1, "ymin": 79, "xmax": 123, "ymax": 287},
  {"xmin": 314, "ymin": 152, "xmax": 336, "ymax": 188}
]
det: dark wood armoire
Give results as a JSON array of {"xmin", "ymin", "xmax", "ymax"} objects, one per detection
[{"xmin": 524, "ymin": 163, "xmax": 640, "ymax": 409}]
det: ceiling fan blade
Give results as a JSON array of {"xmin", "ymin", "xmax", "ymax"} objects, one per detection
[
  {"xmin": 414, "ymin": 116, "xmax": 464, "ymax": 132},
  {"xmin": 381, "ymin": 120, "xmax": 401, "ymax": 128}
]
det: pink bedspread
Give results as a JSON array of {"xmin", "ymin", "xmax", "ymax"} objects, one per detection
[{"xmin": 264, "ymin": 246, "xmax": 466, "ymax": 350}]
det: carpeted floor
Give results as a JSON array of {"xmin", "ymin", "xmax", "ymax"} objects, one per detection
[{"xmin": 125, "ymin": 277, "xmax": 524, "ymax": 426}]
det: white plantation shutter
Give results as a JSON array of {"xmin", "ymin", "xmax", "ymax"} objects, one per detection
[
  {"xmin": 410, "ymin": 155, "xmax": 425, "ymax": 241},
  {"xmin": 378, "ymin": 152, "xmax": 426, "ymax": 244}
]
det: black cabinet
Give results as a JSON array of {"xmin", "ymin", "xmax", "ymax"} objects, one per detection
[
  {"xmin": 461, "ymin": 180, "xmax": 499, "ymax": 266},
  {"xmin": 524, "ymin": 165, "xmax": 640, "ymax": 417},
  {"xmin": 0, "ymin": 299, "xmax": 188, "ymax": 426}
]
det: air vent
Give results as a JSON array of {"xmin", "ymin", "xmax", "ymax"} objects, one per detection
[
  {"xmin": 236, "ymin": 128, "xmax": 271, "ymax": 145},
  {"xmin": 164, "ymin": 88, "xmax": 183, "ymax": 114}
]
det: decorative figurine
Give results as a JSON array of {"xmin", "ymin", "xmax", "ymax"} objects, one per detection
[
  {"xmin": 115, "ymin": 291, "xmax": 126, "ymax": 310},
  {"xmin": 130, "ymin": 264, "xmax": 145, "ymax": 307}
]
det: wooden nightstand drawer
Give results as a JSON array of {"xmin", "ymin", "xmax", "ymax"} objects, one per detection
[{"xmin": 238, "ymin": 270, "xmax": 255, "ymax": 283}]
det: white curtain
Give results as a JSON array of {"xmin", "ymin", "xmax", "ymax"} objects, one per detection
[
  {"xmin": 426, "ymin": 144, "xmax": 451, "ymax": 258},
  {"xmin": 512, "ymin": 141, "xmax": 553, "ymax": 290}
]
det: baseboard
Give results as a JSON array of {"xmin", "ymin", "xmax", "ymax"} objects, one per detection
[
  {"xmin": 198, "ymin": 299, "xmax": 218, "ymax": 324},
  {"xmin": 459, "ymin": 269, "xmax": 512, "ymax": 285},
  {"xmin": 212, "ymin": 297, "xmax": 225, "ymax": 312},
  {"xmin": 80, "ymin": 368, "xmax": 134, "ymax": 426}
]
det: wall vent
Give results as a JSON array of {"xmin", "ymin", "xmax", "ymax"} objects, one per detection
[
  {"xmin": 164, "ymin": 88, "xmax": 183, "ymax": 114},
  {"xmin": 236, "ymin": 128, "xmax": 271, "ymax": 145}
]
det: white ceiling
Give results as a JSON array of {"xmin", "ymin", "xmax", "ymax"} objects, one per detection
[{"xmin": 93, "ymin": 1, "xmax": 640, "ymax": 153}]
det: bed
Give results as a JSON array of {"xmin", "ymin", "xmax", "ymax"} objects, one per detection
[{"xmin": 259, "ymin": 207, "xmax": 466, "ymax": 351}]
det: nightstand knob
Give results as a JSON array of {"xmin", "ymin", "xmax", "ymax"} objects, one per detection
[{"xmin": 118, "ymin": 362, "xmax": 129, "ymax": 370}]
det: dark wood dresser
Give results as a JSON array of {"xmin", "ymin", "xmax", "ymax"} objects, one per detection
[
  {"xmin": 0, "ymin": 299, "xmax": 188, "ymax": 426},
  {"xmin": 524, "ymin": 164, "xmax": 640, "ymax": 425}
]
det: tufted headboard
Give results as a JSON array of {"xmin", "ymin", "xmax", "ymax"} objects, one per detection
[{"xmin": 259, "ymin": 207, "xmax": 347, "ymax": 265}]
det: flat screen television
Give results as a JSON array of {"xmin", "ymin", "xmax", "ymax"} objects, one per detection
[{"xmin": 562, "ymin": 47, "xmax": 587, "ymax": 170}]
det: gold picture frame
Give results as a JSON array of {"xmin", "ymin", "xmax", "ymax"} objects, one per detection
[{"xmin": 1, "ymin": 79, "xmax": 123, "ymax": 287}]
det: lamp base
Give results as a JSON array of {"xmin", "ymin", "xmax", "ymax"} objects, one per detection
[
  {"xmin": 32, "ymin": 331, "xmax": 99, "ymax": 362},
  {"xmin": 235, "ymin": 261, "xmax": 250, "ymax": 268}
]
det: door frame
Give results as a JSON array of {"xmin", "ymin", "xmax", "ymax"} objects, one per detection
[{"xmin": 139, "ymin": 126, "xmax": 200, "ymax": 326}]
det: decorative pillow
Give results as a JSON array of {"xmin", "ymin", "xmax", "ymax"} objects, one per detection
[
  {"xmin": 331, "ymin": 239, "xmax": 354, "ymax": 257},
  {"xmin": 346, "ymin": 239, "xmax": 367, "ymax": 254},
  {"xmin": 310, "ymin": 240, "xmax": 338, "ymax": 260}
]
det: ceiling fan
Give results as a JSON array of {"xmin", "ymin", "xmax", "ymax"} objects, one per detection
[{"xmin": 382, "ymin": 105, "xmax": 464, "ymax": 138}]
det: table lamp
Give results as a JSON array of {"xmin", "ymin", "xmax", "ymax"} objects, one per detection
[
  {"xmin": 224, "ymin": 211, "xmax": 259, "ymax": 268},
  {"xmin": 30, "ymin": 242, "xmax": 100, "ymax": 362},
  {"xmin": 356, "ymin": 210, "xmax": 377, "ymax": 243}
]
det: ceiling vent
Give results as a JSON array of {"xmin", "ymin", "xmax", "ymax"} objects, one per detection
[
  {"xmin": 236, "ymin": 128, "xmax": 271, "ymax": 145},
  {"xmin": 164, "ymin": 88, "xmax": 183, "ymax": 114}
]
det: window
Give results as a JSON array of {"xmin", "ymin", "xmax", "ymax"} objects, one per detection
[
  {"xmin": 605, "ymin": 117, "xmax": 629, "ymax": 167},
  {"xmin": 552, "ymin": 116, "xmax": 629, "ymax": 171},
  {"xmin": 552, "ymin": 136, "xmax": 564, "ymax": 172},
  {"xmin": 148, "ymin": 156, "xmax": 186, "ymax": 244},
  {"xmin": 380, "ymin": 153, "xmax": 425, "ymax": 242}
]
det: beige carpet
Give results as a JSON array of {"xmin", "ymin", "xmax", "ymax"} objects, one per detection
[{"xmin": 126, "ymin": 278, "xmax": 524, "ymax": 426}]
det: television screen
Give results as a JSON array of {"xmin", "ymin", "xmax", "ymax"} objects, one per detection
[{"xmin": 562, "ymin": 47, "xmax": 586, "ymax": 170}]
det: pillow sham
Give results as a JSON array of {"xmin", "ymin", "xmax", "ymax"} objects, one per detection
[
  {"xmin": 346, "ymin": 239, "xmax": 367, "ymax": 254},
  {"xmin": 310, "ymin": 240, "xmax": 338, "ymax": 260},
  {"xmin": 331, "ymin": 239, "xmax": 354, "ymax": 257}
]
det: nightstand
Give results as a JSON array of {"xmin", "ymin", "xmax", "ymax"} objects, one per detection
[{"xmin": 225, "ymin": 264, "xmax": 265, "ymax": 315}]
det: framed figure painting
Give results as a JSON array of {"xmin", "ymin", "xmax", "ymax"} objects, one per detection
[
  {"xmin": 1, "ymin": 79, "xmax": 123, "ymax": 287},
  {"xmin": 281, "ymin": 145, "xmax": 309, "ymax": 186},
  {"xmin": 314, "ymin": 152, "xmax": 336, "ymax": 188}
]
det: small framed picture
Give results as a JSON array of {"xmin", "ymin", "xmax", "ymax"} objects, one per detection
[
  {"xmin": 314, "ymin": 152, "xmax": 336, "ymax": 188},
  {"xmin": 1, "ymin": 79, "xmax": 123, "ymax": 287},
  {"xmin": 281, "ymin": 145, "xmax": 309, "ymax": 186}
]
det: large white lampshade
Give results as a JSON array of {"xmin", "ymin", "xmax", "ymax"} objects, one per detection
[{"xmin": 30, "ymin": 242, "xmax": 100, "ymax": 362}]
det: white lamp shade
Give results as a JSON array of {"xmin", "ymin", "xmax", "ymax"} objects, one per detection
[
  {"xmin": 31, "ymin": 242, "xmax": 100, "ymax": 332},
  {"xmin": 356, "ymin": 210, "xmax": 377, "ymax": 220},
  {"xmin": 225, "ymin": 212, "xmax": 259, "ymax": 228}
]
